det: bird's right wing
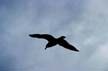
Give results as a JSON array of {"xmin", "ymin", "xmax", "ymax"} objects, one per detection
[
  {"xmin": 58, "ymin": 39, "xmax": 79, "ymax": 52},
  {"xmin": 29, "ymin": 34, "xmax": 55, "ymax": 41}
]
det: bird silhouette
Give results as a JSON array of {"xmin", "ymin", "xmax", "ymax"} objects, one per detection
[{"xmin": 29, "ymin": 34, "xmax": 79, "ymax": 52}]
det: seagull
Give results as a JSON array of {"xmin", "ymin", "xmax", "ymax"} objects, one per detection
[{"xmin": 29, "ymin": 34, "xmax": 79, "ymax": 52}]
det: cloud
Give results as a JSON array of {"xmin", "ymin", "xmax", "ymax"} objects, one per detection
[{"xmin": 1, "ymin": 0, "xmax": 108, "ymax": 71}]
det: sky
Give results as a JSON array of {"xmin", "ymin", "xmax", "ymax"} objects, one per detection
[{"xmin": 1, "ymin": 0, "xmax": 108, "ymax": 71}]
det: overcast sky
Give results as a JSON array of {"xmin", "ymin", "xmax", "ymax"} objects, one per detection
[{"xmin": 1, "ymin": 0, "xmax": 108, "ymax": 71}]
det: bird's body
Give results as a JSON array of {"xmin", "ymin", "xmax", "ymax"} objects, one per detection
[{"xmin": 29, "ymin": 34, "xmax": 79, "ymax": 52}]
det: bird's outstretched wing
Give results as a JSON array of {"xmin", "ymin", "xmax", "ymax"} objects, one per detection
[
  {"xmin": 29, "ymin": 34, "xmax": 55, "ymax": 41},
  {"xmin": 58, "ymin": 39, "xmax": 79, "ymax": 52}
]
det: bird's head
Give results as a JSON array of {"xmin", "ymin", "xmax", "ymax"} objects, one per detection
[{"xmin": 60, "ymin": 36, "xmax": 66, "ymax": 39}]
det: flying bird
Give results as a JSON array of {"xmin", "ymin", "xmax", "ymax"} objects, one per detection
[{"xmin": 29, "ymin": 34, "xmax": 79, "ymax": 52}]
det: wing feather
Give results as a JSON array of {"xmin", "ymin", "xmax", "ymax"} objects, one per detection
[
  {"xmin": 58, "ymin": 39, "xmax": 79, "ymax": 52},
  {"xmin": 29, "ymin": 34, "xmax": 55, "ymax": 41}
]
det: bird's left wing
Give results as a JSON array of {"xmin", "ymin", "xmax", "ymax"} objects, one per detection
[
  {"xmin": 29, "ymin": 34, "xmax": 55, "ymax": 41},
  {"xmin": 58, "ymin": 39, "xmax": 79, "ymax": 52}
]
